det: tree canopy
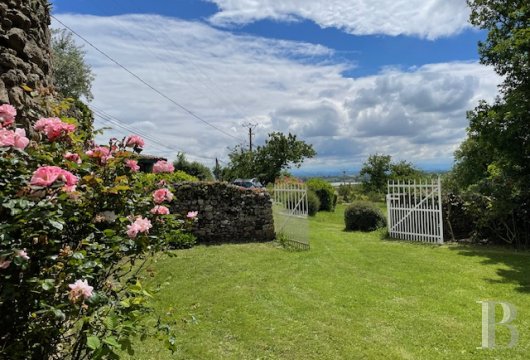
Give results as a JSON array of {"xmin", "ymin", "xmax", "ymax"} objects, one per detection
[
  {"xmin": 51, "ymin": 29, "xmax": 95, "ymax": 101},
  {"xmin": 223, "ymin": 132, "xmax": 316, "ymax": 185},
  {"xmin": 360, "ymin": 154, "xmax": 423, "ymax": 193},
  {"xmin": 451, "ymin": 1, "xmax": 530, "ymax": 246},
  {"xmin": 173, "ymin": 153, "xmax": 213, "ymax": 181}
]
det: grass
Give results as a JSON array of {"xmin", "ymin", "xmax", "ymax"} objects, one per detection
[{"xmin": 130, "ymin": 204, "xmax": 530, "ymax": 359}]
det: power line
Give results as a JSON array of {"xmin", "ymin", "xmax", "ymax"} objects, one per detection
[
  {"xmin": 51, "ymin": 15, "xmax": 245, "ymax": 144},
  {"xmin": 91, "ymin": 106, "xmax": 228, "ymax": 164},
  {"xmin": 100, "ymin": 5, "xmax": 252, "ymax": 138}
]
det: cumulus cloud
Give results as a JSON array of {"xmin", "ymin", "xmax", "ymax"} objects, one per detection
[
  {"xmin": 207, "ymin": 0, "xmax": 471, "ymax": 39},
  {"xmin": 52, "ymin": 14, "xmax": 500, "ymax": 171}
]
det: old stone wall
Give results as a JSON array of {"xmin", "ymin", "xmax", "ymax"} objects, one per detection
[
  {"xmin": 0, "ymin": 0, "xmax": 53, "ymax": 128},
  {"xmin": 171, "ymin": 182, "xmax": 275, "ymax": 244}
]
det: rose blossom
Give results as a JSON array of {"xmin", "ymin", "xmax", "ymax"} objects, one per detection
[
  {"xmin": 0, "ymin": 128, "xmax": 29, "ymax": 149},
  {"xmin": 187, "ymin": 211, "xmax": 198, "ymax": 220},
  {"xmin": 30, "ymin": 166, "xmax": 78, "ymax": 188},
  {"xmin": 16, "ymin": 249, "xmax": 30, "ymax": 261},
  {"xmin": 0, "ymin": 104, "xmax": 16, "ymax": 128},
  {"xmin": 68, "ymin": 279, "xmax": 94, "ymax": 302},
  {"xmin": 152, "ymin": 160, "xmax": 174, "ymax": 173},
  {"xmin": 152, "ymin": 188, "xmax": 174, "ymax": 204},
  {"xmin": 125, "ymin": 159, "xmax": 140, "ymax": 172},
  {"xmin": 126, "ymin": 216, "xmax": 152, "ymax": 238},
  {"xmin": 13, "ymin": 128, "xmax": 29, "ymax": 150},
  {"xmin": 0, "ymin": 258, "xmax": 11, "ymax": 269},
  {"xmin": 0, "ymin": 128, "xmax": 14, "ymax": 147},
  {"xmin": 64, "ymin": 152, "xmax": 82, "ymax": 164},
  {"xmin": 34, "ymin": 117, "xmax": 76, "ymax": 141},
  {"xmin": 125, "ymin": 135, "xmax": 145, "ymax": 149},
  {"xmin": 150, "ymin": 205, "xmax": 170, "ymax": 215},
  {"xmin": 86, "ymin": 146, "xmax": 112, "ymax": 164}
]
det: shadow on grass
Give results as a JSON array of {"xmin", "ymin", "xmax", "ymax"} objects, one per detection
[{"xmin": 449, "ymin": 244, "xmax": 530, "ymax": 293}]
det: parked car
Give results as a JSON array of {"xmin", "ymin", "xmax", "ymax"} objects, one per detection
[{"xmin": 232, "ymin": 178, "xmax": 263, "ymax": 189}]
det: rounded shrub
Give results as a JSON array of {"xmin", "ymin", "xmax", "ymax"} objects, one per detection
[
  {"xmin": 307, "ymin": 190, "xmax": 320, "ymax": 216},
  {"xmin": 306, "ymin": 178, "xmax": 336, "ymax": 211},
  {"xmin": 344, "ymin": 202, "xmax": 387, "ymax": 231}
]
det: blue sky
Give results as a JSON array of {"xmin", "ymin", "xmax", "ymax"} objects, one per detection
[{"xmin": 50, "ymin": 0, "xmax": 500, "ymax": 173}]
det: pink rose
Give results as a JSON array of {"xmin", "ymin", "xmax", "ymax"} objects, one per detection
[
  {"xmin": 152, "ymin": 188, "xmax": 174, "ymax": 204},
  {"xmin": 68, "ymin": 279, "xmax": 94, "ymax": 302},
  {"xmin": 86, "ymin": 146, "xmax": 112, "ymax": 164},
  {"xmin": 150, "ymin": 205, "xmax": 170, "ymax": 215},
  {"xmin": 187, "ymin": 211, "xmax": 198, "ymax": 220},
  {"xmin": 34, "ymin": 118, "xmax": 76, "ymax": 141},
  {"xmin": 0, "ymin": 104, "xmax": 16, "ymax": 128},
  {"xmin": 125, "ymin": 135, "xmax": 145, "ymax": 149},
  {"xmin": 0, "ymin": 129, "xmax": 15, "ymax": 147},
  {"xmin": 16, "ymin": 249, "xmax": 30, "ymax": 261},
  {"xmin": 125, "ymin": 159, "xmax": 140, "ymax": 172},
  {"xmin": 13, "ymin": 128, "xmax": 29, "ymax": 150},
  {"xmin": 0, "ymin": 128, "xmax": 29, "ymax": 149},
  {"xmin": 152, "ymin": 160, "xmax": 174, "ymax": 174},
  {"xmin": 64, "ymin": 152, "xmax": 82, "ymax": 164},
  {"xmin": 126, "ymin": 216, "xmax": 152, "ymax": 238},
  {"xmin": 0, "ymin": 258, "xmax": 11, "ymax": 269},
  {"xmin": 30, "ymin": 166, "xmax": 78, "ymax": 188}
]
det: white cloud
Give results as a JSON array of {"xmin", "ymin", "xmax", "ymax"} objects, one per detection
[
  {"xmin": 207, "ymin": 0, "xmax": 471, "ymax": 39},
  {"xmin": 53, "ymin": 14, "xmax": 500, "ymax": 172}
]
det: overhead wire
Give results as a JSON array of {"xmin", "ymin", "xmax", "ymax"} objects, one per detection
[
  {"xmin": 91, "ymin": 106, "xmax": 228, "ymax": 164},
  {"xmin": 51, "ymin": 14, "xmax": 246, "ymax": 144}
]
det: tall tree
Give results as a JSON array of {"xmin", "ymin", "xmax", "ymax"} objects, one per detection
[
  {"xmin": 359, "ymin": 154, "xmax": 392, "ymax": 193},
  {"xmin": 452, "ymin": 1, "xmax": 530, "ymax": 246},
  {"xmin": 224, "ymin": 132, "xmax": 316, "ymax": 184},
  {"xmin": 51, "ymin": 29, "xmax": 95, "ymax": 101}
]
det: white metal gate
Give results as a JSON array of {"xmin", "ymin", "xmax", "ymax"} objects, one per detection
[
  {"xmin": 273, "ymin": 181, "xmax": 310, "ymax": 249},
  {"xmin": 386, "ymin": 177, "xmax": 443, "ymax": 244}
]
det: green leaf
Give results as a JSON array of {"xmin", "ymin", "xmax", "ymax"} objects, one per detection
[
  {"xmin": 103, "ymin": 229, "xmax": 116, "ymax": 237},
  {"xmin": 42, "ymin": 279, "xmax": 55, "ymax": 291},
  {"xmin": 87, "ymin": 336, "xmax": 101, "ymax": 350},
  {"xmin": 49, "ymin": 220, "xmax": 64, "ymax": 230},
  {"xmin": 103, "ymin": 336, "xmax": 120, "ymax": 348}
]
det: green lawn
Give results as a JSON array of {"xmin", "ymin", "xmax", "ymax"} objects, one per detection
[{"xmin": 131, "ymin": 204, "xmax": 530, "ymax": 359}]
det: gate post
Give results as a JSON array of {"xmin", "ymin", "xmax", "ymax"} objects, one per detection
[{"xmin": 437, "ymin": 176, "xmax": 444, "ymax": 244}]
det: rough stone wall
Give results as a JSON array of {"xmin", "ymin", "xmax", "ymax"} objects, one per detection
[
  {"xmin": 171, "ymin": 182, "xmax": 275, "ymax": 244},
  {"xmin": 0, "ymin": 0, "xmax": 53, "ymax": 128}
]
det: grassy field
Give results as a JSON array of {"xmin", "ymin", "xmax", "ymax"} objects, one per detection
[{"xmin": 131, "ymin": 204, "xmax": 530, "ymax": 359}]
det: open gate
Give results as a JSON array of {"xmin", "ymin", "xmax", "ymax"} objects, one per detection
[
  {"xmin": 386, "ymin": 177, "xmax": 444, "ymax": 244},
  {"xmin": 273, "ymin": 181, "xmax": 310, "ymax": 250}
]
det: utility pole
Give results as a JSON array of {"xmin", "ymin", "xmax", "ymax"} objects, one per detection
[{"xmin": 242, "ymin": 122, "xmax": 258, "ymax": 152}]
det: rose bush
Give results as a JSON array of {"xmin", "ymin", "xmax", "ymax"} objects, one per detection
[{"xmin": 0, "ymin": 104, "xmax": 194, "ymax": 359}]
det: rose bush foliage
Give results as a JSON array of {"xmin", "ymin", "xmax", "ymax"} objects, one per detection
[{"xmin": 0, "ymin": 104, "xmax": 195, "ymax": 359}]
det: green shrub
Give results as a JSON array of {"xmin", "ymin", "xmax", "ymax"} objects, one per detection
[
  {"xmin": 307, "ymin": 178, "xmax": 336, "ymax": 211},
  {"xmin": 166, "ymin": 230, "xmax": 196, "ymax": 249},
  {"xmin": 344, "ymin": 202, "xmax": 387, "ymax": 231},
  {"xmin": 136, "ymin": 170, "xmax": 198, "ymax": 186},
  {"xmin": 307, "ymin": 190, "xmax": 320, "ymax": 216}
]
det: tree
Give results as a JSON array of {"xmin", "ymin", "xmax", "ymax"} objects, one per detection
[
  {"xmin": 390, "ymin": 160, "xmax": 423, "ymax": 181},
  {"xmin": 173, "ymin": 153, "xmax": 213, "ymax": 181},
  {"xmin": 51, "ymin": 29, "xmax": 95, "ymax": 101},
  {"xmin": 360, "ymin": 155, "xmax": 423, "ymax": 193},
  {"xmin": 224, "ymin": 132, "xmax": 316, "ymax": 185},
  {"xmin": 451, "ymin": 1, "xmax": 530, "ymax": 246},
  {"xmin": 359, "ymin": 154, "xmax": 391, "ymax": 193}
]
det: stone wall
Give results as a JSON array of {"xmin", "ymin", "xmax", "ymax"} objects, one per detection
[
  {"xmin": 171, "ymin": 182, "xmax": 275, "ymax": 244},
  {"xmin": 0, "ymin": 0, "xmax": 53, "ymax": 128}
]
